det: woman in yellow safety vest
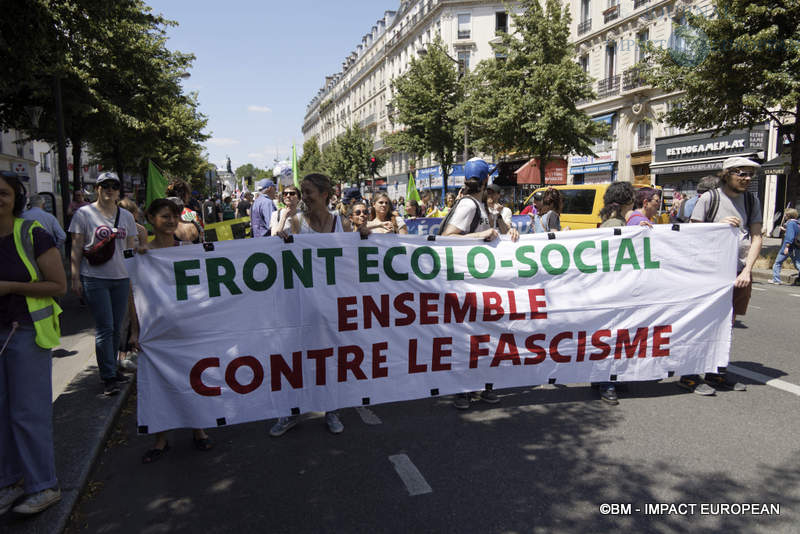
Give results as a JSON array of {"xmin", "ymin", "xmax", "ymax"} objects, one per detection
[{"xmin": 0, "ymin": 171, "xmax": 66, "ymax": 516}]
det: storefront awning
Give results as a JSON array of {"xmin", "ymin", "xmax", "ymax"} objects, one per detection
[
  {"xmin": 761, "ymin": 154, "xmax": 791, "ymax": 175},
  {"xmin": 592, "ymin": 113, "xmax": 615, "ymax": 125},
  {"xmin": 570, "ymin": 162, "xmax": 614, "ymax": 174},
  {"xmin": 649, "ymin": 153, "xmax": 759, "ymax": 175}
]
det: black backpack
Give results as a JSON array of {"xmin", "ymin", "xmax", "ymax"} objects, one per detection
[
  {"xmin": 704, "ymin": 188, "xmax": 755, "ymax": 226},
  {"xmin": 437, "ymin": 196, "xmax": 483, "ymax": 235}
]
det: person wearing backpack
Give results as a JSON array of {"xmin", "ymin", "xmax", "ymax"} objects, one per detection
[
  {"xmin": 770, "ymin": 208, "xmax": 799, "ymax": 285},
  {"xmin": 681, "ymin": 156, "xmax": 763, "ymax": 395}
]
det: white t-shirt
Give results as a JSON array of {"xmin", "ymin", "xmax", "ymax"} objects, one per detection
[
  {"xmin": 447, "ymin": 197, "xmax": 490, "ymax": 234},
  {"xmin": 68, "ymin": 204, "xmax": 137, "ymax": 279},
  {"xmin": 490, "ymin": 206, "xmax": 512, "ymax": 229},
  {"xmin": 691, "ymin": 188, "xmax": 762, "ymax": 270},
  {"xmin": 270, "ymin": 208, "xmax": 293, "ymax": 235}
]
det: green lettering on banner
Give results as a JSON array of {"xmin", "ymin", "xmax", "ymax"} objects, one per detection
[
  {"xmin": 467, "ymin": 247, "xmax": 495, "ymax": 279},
  {"xmin": 206, "ymin": 257, "xmax": 243, "ymax": 297},
  {"xmin": 541, "ymin": 244, "xmax": 569, "ymax": 275},
  {"xmin": 601, "ymin": 240, "xmax": 611, "ymax": 272},
  {"xmin": 411, "ymin": 246, "xmax": 440, "ymax": 280},
  {"xmin": 574, "ymin": 241, "xmax": 597, "ymax": 273},
  {"xmin": 282, "ymin": 249, "xmax": 313, "ymax": 289},
  {"xmin": 243, "ymin": 253, "xmax": 277, "ymax": 291},
  {"xmin": 515, "ymin": 246, "xmax": 538, "ymax": 277},
  {"xmin": 643, "ymin": 237, "xmax": 660, "ymax": 269},
  {"xmin": 445, "ymin": 247, "xmax": 464, "ymax": 281},
  {"xmin": 614, "ymin": 238, "xmax": 640, "ymax": 271},
  {"xmin": 359, "ymin": 247, "xmax": 380, "ymax": 282},
  {"xmin": 174, "ymin": 260, "xmax": 201, "ymax": 301},
  {"xmin": 384, "ymin": 246, "xmax": 408, "ymax": 281},
  {"xmin": 317, "ymin": 248, "xmax": 343, "ymax": 285}
]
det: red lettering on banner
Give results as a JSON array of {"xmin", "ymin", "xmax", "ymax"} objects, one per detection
[
  {"xmin": 394, "ymin": 293, "xmax": 416, "ymax": 326},
  {"xmin": 491, "ymin": 333, "xmax": 521, "ymax": 366},
  {"xmin": 524, "ymin": 334, "xmax": 547, "ymax": 364},
  {"xmin": 590, "ymin": 330, "xmax": 611, "ymax": 360},
  {"xmin": 308, "ymin": 348, "xmax": 334, "ymax": 385},
  {"xmin": 408, "ymin": 338, "xmax": 427, "ymax": 373},
  {"xmin": 576, "ymin": 331, "xmax": 587, "ymax": 362},
  {"xmin": 507, "ymin": 291, "xmax": 526, "ymax": 320},
  {"xmin": 337, "ymin": 297, "xmax": 358, "ymax": 331},
  {"xmin": 419, "ymin": 293, "xmax": 439, "ymax": 325},
  {"xmin": 225, "ymin": 356, "xmax": 264, "ymax": 394},
  {"xmin": 190, "ymin": 358, "xmax": 221, "ymax": 396},
  {"xmin": 469, "ymin": 334, "xmax": 491, "ymax": 368},
  {"xmin": 652, "ymin": 325, "xmax": 672, "ymax": 357},
  {"xmin": 364, "ymin": 295, "xmax": 390, "ymax": 329},
  {"xmin": 372, "ymin": 342, "xmax": 389, "ymax": 378},
  {"xmin": 337, "ymin": 346, "xmax": 367, "ymax": 382},
  {"xmin": 482, "ymin": 292, "xmax": 504, "ymax": 321},
  {"xmin": 432, "ymin": 337, "xmax": 452, "ymax": 371},
  {"xmin": 549, "ymin": 332, "xmax": 572, "ymax": 363},
  {"xmin": 270, "ymin": 352, "xmax": 303, "ymax": 391},
  {"xmin": 443, "ymin": 292, "xmax": 477, "ymax": 323},
  {"xmin": 528, "ymin": 289, "xmax": 548, "ymax": 319},
  {"xmin": 614, "ymin": 327, "xmax": 649, "ymax": 359}
]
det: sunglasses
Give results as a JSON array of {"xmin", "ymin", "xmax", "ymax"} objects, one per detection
[
  {"xmin": 732, "ymin": 169, "xmax": 754, "ymax": 178},
  {"xmin": 283, "ymin": 191, "xmax": 298, "ymax": 197},
  {"xmin": 352, "ymin": 210, "xmax": 366, "ymax": 216},
  {"xmin": 101, "ymin": 182, "xmax": 121, "ymax": 191}
]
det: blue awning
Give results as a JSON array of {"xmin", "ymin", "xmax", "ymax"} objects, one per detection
[
  {"xmin": 592, "ymin": 113, "xmax": 615, "ymax": 125},
  {"xmin": 570, "ymin": 162, "xmax": 615, "ymax": 174}
]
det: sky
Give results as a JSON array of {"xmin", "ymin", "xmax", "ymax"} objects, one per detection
[{"xmin": 146, "ymin": 0, "xmax": 396, "ymax": 172}]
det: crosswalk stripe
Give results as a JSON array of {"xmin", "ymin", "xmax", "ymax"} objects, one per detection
[
  {"xmin": 356, "ymin": 406, "xmax": 382, "ymax": 425},
  {"xmin": 728, "ymin": 364, "xmax": 800, "ymax": 397},
  {"xmin": 389, "ymin": 454, "xmax": 433, "ymax": 496}
]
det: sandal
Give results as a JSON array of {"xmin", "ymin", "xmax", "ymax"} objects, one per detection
[
  {"xmin": 193, "ymin": 436, "xmax": 213, "ymax": 451},
  {"xmin": 141, "ymin": 442, "xmax": 170, "ymax": 464}
]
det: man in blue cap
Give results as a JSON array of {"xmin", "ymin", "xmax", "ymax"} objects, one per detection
[{"xmin": 250, "ymin": 179, "xmax": 276, "ymax": 237}]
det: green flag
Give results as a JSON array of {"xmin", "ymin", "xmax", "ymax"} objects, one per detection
[
  {"xmin": 406, "ymin": 172, "xmax": 421, "ymax": 203},
  {"xmin": 146, "ymin": 160, "xmax": 167, "ymax": 209},
  {"xmin": 291, "ymin": 144, "xmax": 300, "ymax": 188}
]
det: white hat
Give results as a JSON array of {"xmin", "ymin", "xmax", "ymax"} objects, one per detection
[{"xmin": 722, "ymin": 156, "xmax": 760, "ymax": 170}]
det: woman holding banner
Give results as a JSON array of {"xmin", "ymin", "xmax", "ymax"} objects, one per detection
[
  {"xmin": 348, "ymin": 201, "xmax": 369, "ymax": 231},
  {"xmin": 270, "ymin": 185, "xmax": 301, "ymax": 236},
  {"xmin": 130, "ymin": 199, "xmax": 213, "ymax": 463},
  {"xmin": 367, "ymin": 193, "xmax": 408, "ymax": 234}
]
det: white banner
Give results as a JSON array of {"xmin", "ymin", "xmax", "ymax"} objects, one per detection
[{"xmin": 127, "ymin": 225, "xmax": 738, "ymax": 433}]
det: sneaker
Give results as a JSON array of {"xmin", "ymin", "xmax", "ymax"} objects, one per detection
[
  {"xmin": 325, "ymin": 412, "xmax": 344, "ymax": 434},
  {"xmin": 0, "ymin": 483, "xmax": 24, "ymax": 515},
  {"xmin": 677, "ymin": 375, "xmax": 716, "ymax": 396},
  {"xmin": 479, "ymin": 389, "xmax": 499, "ymax": 404},
  {"xmin": 119, "ymin": 357, "xmax": 137, "ymax": 372},
  {"xmin": 453, "ymin": 393, "xmax": 470, "ymax": 410},
  {"xmin": 11, "ymin": 487, "xmax": 61, "ymax": 515},
  {"xmin": 599, "ymin": 384, "xmax": 619, "ymax": 405},
  {"xmin": 113, "ymin": 372, "xmax": 130, "ymax": 384},
  {"xmin": 269, "ymin": 416, "xmax": 298, "ymax": 437},
  {"xmin": 705, "ymin": 373, "xmax": 747, "ymax": 391},
  {"xmin": 767, "ymin": 279, "xmax": 780, "ymax": 285},
  {"xmin": 103, "ymin": 380, "xmax": 120, "ymax": 396}
]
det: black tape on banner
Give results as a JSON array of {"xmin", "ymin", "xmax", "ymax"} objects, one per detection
[
  {"xmin": 548, "ymin": 378, "xmax": 557, "ymax": 385},
  {"xmin": 672, "ymin": 224, "xmax": 681, "ymax": 231},
  {"xmin": 548, "ymin": 232, "xmax": 556, "ymax": 240},
  {"xmin": 203, "ymin": 242, "xmax": 215, "ymax": 252},
  {"xmin": 137, "ymin": 425, "xmax": 148, "ymax": 434},
  {"xmin": 610, "ymin": 374, "xmax": 618, "ymax": 382},
  {"xmin": 360, "ymin": 233, "xmax": 369, "ymax": 240},
  {"xmin": 430, "ymin": 388, "xmax": 439, "ymax": 396},
  {"xmin": 283, "ymin": 235, "xmax": 294, "ymax": 244},
  {"xmin": 362, "ymin": 397, "xmax": 370, "ymax": 406},
  {"xmin": 614, "ymin": 228, "xmax": 622, "ymax": 236},
  {"xmin": 123, "ymin": 249, "xmax": 134, "ymax": 258},
  {"xmin": 717, "ymin": 366, "xmax": 727, "ymax": 374},
  {"xmin": 291, "ymin": 407, "xmax": 300, "ymax": 416},
  {"xmin": 427, "ymin": 235, "xmax": 436, "ymax": 241},
  {"xmin": 484, "ymin": 383, "xmax": 494, "ymax": 392},
  {"xmin": 216, "ymin": 417, "xmax": 226, "ymax": 427},
  {"xmin": 667, "ymin": 371, "xmax": 675, "ymax": 378}
]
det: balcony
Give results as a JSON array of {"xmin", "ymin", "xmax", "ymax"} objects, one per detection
[
  {"xmin": 597, "ymin": 75, "xmax": 620, "ymax": 98},
  {"xmin": 603, "ymin": 5, "xmax": 620, "ymax": 24},
  {"xmin": 457, "ymin": 30, "xmax": 471, "ymax": 40},
  {"xmin": 360, "ymin": 113, "xmax": 377, "ymax": 128},
  {"xmin": 577, "ymin": 19, "xmax": 592, "ymax": 36},
  {"xmin": 622, "ymin": 65, "xmax": 648, "ymax": 91},
  {"xmin": 634, "ymin": 0, "xmax": 650, "ymax": 8},
  {"xmin": 373, "ymin": 138, "xmax": 385, "ymax": 150}
]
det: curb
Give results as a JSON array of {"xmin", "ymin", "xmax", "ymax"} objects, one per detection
[{"xmin": 751, "ymin": 268, "xmax": 798, "ymax": 285}]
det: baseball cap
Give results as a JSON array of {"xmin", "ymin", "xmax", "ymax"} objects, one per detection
[
  {"xmin": 486, "ymin": 183, "xmax": 502, "ymax": 193},
  {"xmin": 257, "ymin": 179, "xmax": 275, "ymax": 191},
  {"xmin": 342, "ymin": 187, "xmax": 362, "ymax": 204},
  {"xmin": 722, "ymin": 156, "xmax": 760, "ymax": 170},
  {"xmin": 96, "ymin": 172, "xmax": 121, "ymax": 186},
  {"xmin": 464, "ymin": 157, "xmax": 489, "ymax": 183}
]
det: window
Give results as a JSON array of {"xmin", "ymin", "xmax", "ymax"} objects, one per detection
[
  {"xmin": 636, "ymin": 121, "xmax": 652, "ymax": 148},
  {"xmin": 561, "ymin": 190, "xmax": 597, "ymax": 215},
  {"xmin": 40, "ymin": 152, "xmax": 51, "ymax": 172},
  {"xmin": 457, "ymin": 50, "xmax": 470, "ymax": 75},
  {"xmin": 457, "ymin": 14, "xmax": 471, "ymax": 39},
  {"xmin": 579, "ymin": 54, "xmax": 589, "ymax": 72},
  {"xmin": 495, "ymin": 11, "xmax": 508, "ymax": 34},
  {"xmin": 605, "ymin": 41, "xmax": 617, "ymax": 78},
  {"xmin": 635, "ymin": 29, "xmax": 649, "ymax": 63},
  {"xmin": 581, "ymin": 0, "xmax": 591, "ymax": 22},
  {"xmin": 15, "ymin": 136, "xmax": 24, "ymax": 158}
]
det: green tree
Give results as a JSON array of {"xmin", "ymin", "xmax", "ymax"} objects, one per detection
[
  {"xmin": 298, "ymin": 135, "xmax": 324, "ymax": 175},
  {"xmin": 385, "ymin": 35, "xmax": 462, "ymax": 192},
  {"xmin": 646, "ymin": 0, "xmax": 800, "ymax": 203},
  {"xmin": 461, "ymin": 0, "xmax": 606, "ymax": 186},
  {"xmin": 328, "ymin": 124, "xmax": 375, "ymax": 186}
]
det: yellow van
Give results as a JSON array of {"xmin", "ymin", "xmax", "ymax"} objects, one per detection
[{"xmin": 522, "ymin": 184, "xmax": 669, "ymax": 229}]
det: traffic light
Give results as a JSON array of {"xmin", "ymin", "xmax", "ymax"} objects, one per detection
[{"xmin": 369, "ymin": 156, "xmax": 377, "ymax": 177}]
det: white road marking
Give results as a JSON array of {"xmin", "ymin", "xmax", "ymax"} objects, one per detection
[
  {"xmin": 790, "ymin": 293, "xmax": 800, "ymax": 298},
  {"xmin": 752, "ymin": 287, "xmax": 766, "ymax": 292},
  {"xmin": 389, "ymin": 454, "xmax": 433, "ymax": 496},
  {"xmin": 728, "ymin": 364, "xmax": 800, "ymax": 397},
  {"xmin": 356, "ymin": 406, "xmax": 382, "ymax": 425},
  {"xmin": 750, "ymin": 306, "xmax": 762, "ymax": 310}
]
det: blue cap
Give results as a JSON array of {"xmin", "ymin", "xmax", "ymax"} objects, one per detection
[
  {"xmin": 465, "ymin": 158, "xmax": 489, "ymax": 183},
  {"xmin": 257, "ymin": 179, "xmax": 275, "ymax": 191},
  {"xmin": 342, "ymin": 187, "xmax": 362, "ymax": 203}
]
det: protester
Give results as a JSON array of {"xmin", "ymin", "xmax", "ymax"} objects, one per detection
[
  {"xmin": 397, "ymin": 196, "xmax": 406, "ymax": 217},
  {"xmin": 118, "ymin": 198, "xmax": 148, "ymax": 248},
  {"xmin": 681, "ymin": 156, "xmax": 762, "ymax": 395},
  {"xmin": 68, "ymin": 172, "xmax": 137, "ymax": 396},
  {"xmin": 270, "ymin": 185, "xmax": 301, "ymax": 236},
  {"xmin": 441, "ymin": 158, "xmax": 518, "ymax": 409},
  {"xmin": 201, "ymin": 196, "xmax": 220, "ymax": 225},
  {"xmin": 486, "ymin": 184, "xmax": 512, "ymax": 232},
  {"xmin": 165, "ymin": 179, "xmax": 201, "ymax": 228},
  {"xmin": 221, "ymin": 196, "xmax": 235, "ymax": 220},
  {"xmin": 129, "ymin": 199, "xmax": 213, "ymax": 463},
  {"xmin": 770, "ymin": 208, "xmax": 799, "ymax": 285},
  {"xmin": 680, "ymin": 176, "xmax": 719, "ymax": 223},
  {"xmin": 539, "ymin": 187, "xmax": 563, "ymax": 231},
  {"xmin": 116, "ymin": 198, "xmax": 149, "ymax": 373},
  {"xmin": 271, "ymin": 173, "xmax": 356, "ymax": 435},
  {"xmin": 237, "ymin": 192, "xmax": 252, "ymax": 219},
  {"xmin": 250, "ymin": 179, "xmax": 276, "ymax": 237},
  {"xmin": 0, "ymin": 172, "xmax": 66, "ymax": 516},
  {"xmin": 526, "ymin": 190, "xmax": 545, "ymax": 231},
  {"xmin": 167, "ymin": 197, "xmax": 203, "ymax": 243},
  {"xmin": 22, "ymin": 194, "xmax": 66, "ymax": 249},
  {"xmin": 368, "ymin": 193, "xmax": 408, "ymax": 234},
  {"xmin": 348, "ymin": 201, "xmax": 368, "ymax": 231},
  {"xmin": 627, "ymin": 187, "xmax": 661, "ymax": 226}
]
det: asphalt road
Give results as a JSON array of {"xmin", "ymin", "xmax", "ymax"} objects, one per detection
[{"xmin": 64, "ymin": 280, "xmax": 800, "ymax": 534}]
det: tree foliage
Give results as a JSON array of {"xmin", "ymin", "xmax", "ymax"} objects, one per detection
[
  {"xmin": 326, "ymin": 124, "xmax": 380, "ymax": 185},
  {"xmin": 646, "ymin": 0, "xmax": 800, "ymax": 203},
  {"xmin": 385, "ymin": 35, "xmax": 463, "ymax": 190},
  {"xmin": 460, "ymin": 0, "xmax": 607, "ymax": 185},
  {"xmin": 235, "ymin": 163, "xmax": 271, "ymax": 180},
  {"xmin": 298, "ymin": 135, "xmax": 324, "ymax": 176}
]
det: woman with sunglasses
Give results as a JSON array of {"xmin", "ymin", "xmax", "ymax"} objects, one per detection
[
  {"xmin": 349, "ymin": 201, "xmax": 368, "ymax": 231},
  {"xmin": 367, "ymin": 193, "xmax": 408, "ymax": 234},
  {"xmin": 270, "ymin": 185, "xmax": 301, "ymax": 236},
  {"xmin": 69, "ymin": 172, "xmax": 137, "ymax": 396}
]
